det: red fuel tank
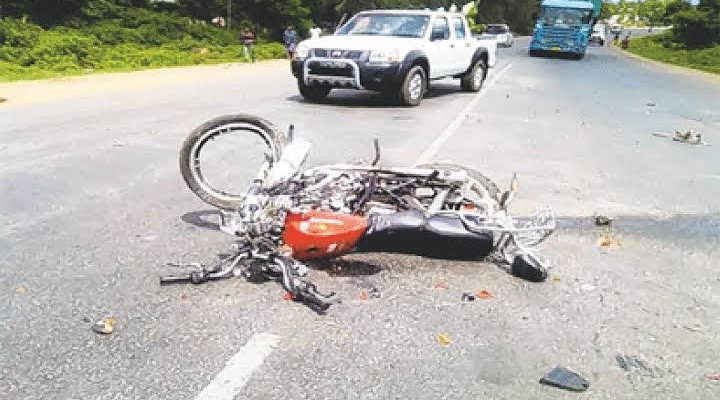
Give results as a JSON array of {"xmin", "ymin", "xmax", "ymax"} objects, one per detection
[{"xmin": 281, "ymin": 211, "xmax": 368, "ymax": 260}]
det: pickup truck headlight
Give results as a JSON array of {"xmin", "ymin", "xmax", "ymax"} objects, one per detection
[
  {"xmin": 294, "ymin": 43, "xmax": 310, "ymax": 59},
  {"xmin": 368, "ymin": 49, "xmax": 400, "ymax": 65}
]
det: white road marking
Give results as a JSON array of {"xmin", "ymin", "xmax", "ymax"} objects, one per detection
[
  {"xmin": 414, "ymin": 63, "xmax": 513, "ymax": 165},
  {"xmin": 194, "ymin": 332, "xmax": 280, "ymax": 400}
]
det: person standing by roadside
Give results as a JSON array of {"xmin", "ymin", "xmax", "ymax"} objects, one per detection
[
  {"xmin": 283, "ymin": 25, "xmax": 298, "ymax": 59},
  {"xmin": 241, "ymin": 25, "xmax": 256, "ymax": 63},
  {"xmin": 309, "ymin": 23, "xmax": 322, "ymax": 39}
]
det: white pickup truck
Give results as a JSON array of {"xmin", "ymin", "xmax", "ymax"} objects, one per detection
[{"xmin": 291, "ymin": 9, "xmax": 497, "ymax": 106}]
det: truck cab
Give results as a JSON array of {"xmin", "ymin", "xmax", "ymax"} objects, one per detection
[
  {"xmin": 529, "ymin": 0, "xmax": 598, "ymax": 59},
  {"xmin": 291, "ymin": 9, "xmax": 496, "ymax": 106}
]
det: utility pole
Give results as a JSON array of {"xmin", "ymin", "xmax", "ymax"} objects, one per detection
[{"xmin": 227, "ymin": 0, "xmax": 231, "ymax": 30}]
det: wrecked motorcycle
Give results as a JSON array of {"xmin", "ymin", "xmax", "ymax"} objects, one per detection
[{"xmin": 161, "ymin": 114, "xmax": 556, "ymax": 311}]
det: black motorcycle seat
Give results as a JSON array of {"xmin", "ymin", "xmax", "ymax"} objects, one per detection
[{"xmin": 356, "ymin": 210, "xmax": 494, "ymax": 260}]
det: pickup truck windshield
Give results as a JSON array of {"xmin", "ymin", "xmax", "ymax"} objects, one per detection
[
  {"xmin": 540, "ymin": 7, "xmax": 593, "ymax": 26},
  {"xmin": 337, "ymin": 14, "xmax": 430, "ymax": 38}
]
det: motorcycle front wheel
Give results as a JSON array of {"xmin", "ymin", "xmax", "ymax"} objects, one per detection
[{"xmin": 179, "ymin": 114, "xmax": 286, "ymax": 210}]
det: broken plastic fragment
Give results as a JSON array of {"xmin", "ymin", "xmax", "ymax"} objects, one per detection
[
  {"xmin": 436, "ymin": 333, "xmax": 451, "ymax": 346},
  {"xmin": 434, "ymin": 281, "xmax": 448, "ymax": 289},
  {"xmin": 91, "ymin": 317, "xmax": 116, "ymax": 335},
  {"xmin": 476, "ymin": 290, "xmax": 493, "ymax": 299},
  {"xmin": 282, "ymin": 291, "xmax": 294, "ymax": 301},
  {"xmin": 539, "ymin": 366, "xmax": 589, "ymax": 391},
  {"xmin": 359, "ymin": 291, "xmax": 369, "ymax": 301},
  {"xmin": 461, "ymin": 292, "xmax": 475, "ymax": 302}
]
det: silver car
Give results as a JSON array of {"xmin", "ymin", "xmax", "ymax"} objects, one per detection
[{"xmin": 483, "ymin": 24, "xmax": 513, "ymax": 47}]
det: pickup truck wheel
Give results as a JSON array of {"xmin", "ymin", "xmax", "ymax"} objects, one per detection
[
  {"xmin": 398, "ymin": 65, "xmax": 426, "ymax": 106},
  {"xmin": 298, "ymin": 80, "xmax": 331, "ymax": 102},
  {"xmin": 460, "ymin": 59, "xmax": 487, "ymax": 92}
]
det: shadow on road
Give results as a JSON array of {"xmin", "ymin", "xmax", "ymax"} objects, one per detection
[
  {"xmin": 285, "ymin": 83, "xmax": 464, "ymax": 108},
  {"xmin": 312, "ymin": 258, "xmax": 383, "ymax": 276},
  {"xmin": 181, "ymin": 209, "xmax": 221, "ymax": 231}
]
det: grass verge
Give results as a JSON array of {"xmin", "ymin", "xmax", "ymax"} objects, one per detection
[{"xmin": 626, "ymin": 33, "xmax": 720, "ymax": 75}]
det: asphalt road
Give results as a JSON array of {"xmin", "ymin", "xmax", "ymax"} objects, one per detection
[{"xmin": 2, "ymin": 38, "xmax": 719, "ymax": 400}]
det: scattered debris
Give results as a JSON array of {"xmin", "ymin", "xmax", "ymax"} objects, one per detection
[
  {"xmin": 580, "ymin": 284, "xmax": 596, "ymax": 292},
  {"xmin": 476, "ymin": 290, "xmax": 493, "ymax": 299},
  {"xmin": 368, "ymin": 287, "xmax": 382, "ymax": 299},
  {"xmin": 461, "ymin": 292, "xmax": 475, "ymax": 302},
  {"xmin": 0, "ymin": 97, "xmax": 7, "ymax": 103},
  {"xmin": 539, "ymin": 366, "xmax": 590, "ymax": 392},
  {"xmin": 598, "ymin": 231, "xmax": 621, "ymax": 247},
  {"xmin": 359, "ymin": 290, "xmax": 369, "ymax": 301},
  {"xmin": 646, "ymin": 101, "xmax": 656, "ymax": 107},
  {"xmin": 15, "ymin": 286, "xmax": 27, "ymax": 294},
  {"xmin": 706, "ymin": 373, "xmax": 720, "ymax": 381},
  {"xmin": 434, "ymin": 281, "xmax": 448, "ymax": 289},
  {"xmin": 179, "ymin": 292, "xmax": 189, "ymax": 300},
  {"xmin": 436, "ymin": 333, "xmax": 451, "ymax": 347},
  {"xmin": 551, "ymin": 276, "xmax": 561, "ymax": 283},
  {"xmin": 652, "ymin": 131, "xmax": 670, "ymax": 138},
  {"xmin": 672, "ymin": 129, "xmax": 707, "ymax": 145},
  {"xmin": 615, "ymin": 354, "xmax": 662, "ymax": 377},
  {"xmin": 282, "ymin": 291, "xmax": 293, "ymax": 301},
  {"xmin": 112, "ymin": 140, "xmax": 125, "ymax": 147},
  {"xmin": 594, "ymin": 215, "xmax": 612, "ymax": 226},
  {"xmin": 91, "ymin": 317, "xmax": 116, "ymax": 335}
]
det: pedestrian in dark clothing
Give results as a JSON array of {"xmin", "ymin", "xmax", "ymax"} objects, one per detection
[{"xmin": 283, "ymin": 25, "xmax": 297, "ymax": 59}]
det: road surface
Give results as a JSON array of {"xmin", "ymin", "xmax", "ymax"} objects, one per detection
[{"xmin": 1, "ymin": 38, "xmax": 719, "ymax": 400}]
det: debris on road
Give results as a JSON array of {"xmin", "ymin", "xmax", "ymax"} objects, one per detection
[
  {"xmin": 615, "ymin": 354, "xmax": 662, "ymax": 377},
  {"xmin": 672, "ymin": 129, "xmax": 707, "ymax": 145},
  {"xmin": 706, "ymin": 373, "xmax": 720, "ymax": 381},
  {"xmin": 598, "ymin": 231, "xmax": 621, "ymax": 247},
  {"xmin": 436, "ymin": 333, "xmax": 451, "ymax": 347},
  {"xmin": 652, "ymin": 131, "xmax": 670, "ymax": 138},
  {"xmin": 91, "ymin": 317, "xmax": 116, "ymax": 335},
  {"xmin": 15, "ymin": 286, "xmax": 27, "ymax": 294},
  {"xmin": 461, "ymin": 292, "xmax": 475, "ymax": 302},
  {"xmin": 282, "ymin": 291, "xmax": 294, "ymax": 301},
  {"xmin": 539, "ymin": 366, "xmax": 590, "ymax": 392},
  {"xmin": 646, "ymin": 101, "xmax": 656, "ymax": 107},
  {"xmin": 580, "ymin": 284, "xmax": 596, "ymax": 292},
  {"xmin": 551, "ymin": 276, "xmax": 561, "ymax": 283},
  {"xmin": 593, "ymin": 215, "xmax": 612, "ymax": 226},
  {"xmin": 0, "ymin": 97, "xmax": 7, "ymax": 103},
  {"xmin": 112, "ymin": 139, "xmax": 125, "ymax": 147},
  {"xmin": 434, "ymin": 281, "xmax": 448, "ymax": 289},
  {"xmin": 359, "ymin": 290, "xmax": 369, "ymax": 300},
  {"xmin": 476, "ymin": 290, "xmax": 493, "ymax": 299}
]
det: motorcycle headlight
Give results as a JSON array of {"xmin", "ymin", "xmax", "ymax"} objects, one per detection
[
  {"xmin": 294, "ymin": 42, "xmax": 310, "ymax": 59},
  {"xmin": 368, "ymin": 49, "xmax": 400, "ymax": 65}
]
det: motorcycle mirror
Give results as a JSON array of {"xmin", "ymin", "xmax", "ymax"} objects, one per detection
[
  {"xmin": 371, "ymin": 138, "xmax": 380, "ymax": 166},
  {"xmin": 499, "ymin": 173, "xmax": 518, "ymax": 209},
  {"xmin": 287, "ymin": 124, "xmax": 295, "ymax": 142}
]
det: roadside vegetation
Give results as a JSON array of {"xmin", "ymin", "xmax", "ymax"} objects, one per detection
[{"xmin": 602, "ymin": 0, "xmax": 720, "ymax": 75}]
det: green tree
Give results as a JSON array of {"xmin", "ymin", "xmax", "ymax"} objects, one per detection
[
  {"xmin": 638, "ymin": 0, "xmax": 667, "ymax": 28},
  {"xmin": 672, "ymin": 0, "xmax": 720, "ymax": 48}
]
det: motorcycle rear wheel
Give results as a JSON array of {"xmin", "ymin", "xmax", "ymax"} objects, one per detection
[{"xmin": 179, "ymin": 114, "xmax": 286, "ymax": 210}]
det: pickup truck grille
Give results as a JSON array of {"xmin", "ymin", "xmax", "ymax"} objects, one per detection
[
  {"xmin": 307, "ymin": 60, "xmax": 354, "ymax": 77},
  {"xmin": 541, "ymin": 26, "xmax": 580, "ymax": 46},
  {"xmin": 311, "ymin": 49, "xmax": 365, "ymax": 60}
]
